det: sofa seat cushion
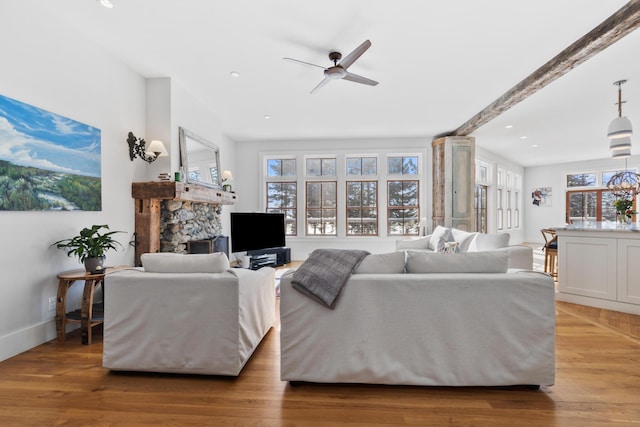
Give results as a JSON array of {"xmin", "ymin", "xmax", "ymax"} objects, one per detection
[
  {"xmin": 141, "ymin": 252, "xmax": 230, "ymax": 273},
  {"xmin": 405, "ymin": 250, "xmax": 509, "ymax": 274},
  {"xmin": 468, "ymin": 232, "xmax": 510, "ymax": 252},
  {"xmin": 354, "ymin": 252, "xmax": 406, "ymax": 274}
]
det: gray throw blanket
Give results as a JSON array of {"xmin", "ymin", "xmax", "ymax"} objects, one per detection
[{"xmin": 291, "ymin": 249, "xmax": 369, "ymax": 309}]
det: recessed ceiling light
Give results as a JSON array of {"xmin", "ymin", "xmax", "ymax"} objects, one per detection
[
  {"xmin": 520, "ymin": 136, "xmax": 527, "ymax": 139},
  {"xmin": 531, "ymin": 144, "xmax": 539, "ymax": 148},
  {"xmin": 264, "ymin": 115, "xmax": 271, "ymax": 119},
  {"xmin": 505, "ymin": 125, "xmax": 513, "ymax": 129},
  {"xmin": 230, "ymin": 71, "xmax": 240, "ymax": 78},
  {"xmin": 97, "ymin": 0, "xmax": 115, "ymax": 8}
]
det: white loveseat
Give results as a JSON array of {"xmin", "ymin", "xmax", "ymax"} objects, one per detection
[
  {"xmin": 280, "ymin": 250, "xmax": 555, "ymax": 387},
  {"xmin": 396, "ymin": 226, "xmax": 533, "ymax": 270},
  {"xmin": 103, "ymin": 253, "xmax": 275, "ymax": 376}
]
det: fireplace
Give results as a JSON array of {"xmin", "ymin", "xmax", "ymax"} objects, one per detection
[{"xmin": 132, "ymin": 181, "xmax": 236, "ymax": 265}]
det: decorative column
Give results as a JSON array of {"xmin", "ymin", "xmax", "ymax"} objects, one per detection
[{"xmin": 432, "ymin": 136, "xmax": 475, "ymax": 232}]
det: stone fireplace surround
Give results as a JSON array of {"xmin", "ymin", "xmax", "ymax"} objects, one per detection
[{"xmin": 132, "ymin": 181, "xmax": 236, "ymax": 266}]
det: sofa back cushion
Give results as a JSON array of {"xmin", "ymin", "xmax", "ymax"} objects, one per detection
[
  {"xmin": 450, "ymin": 228, "xmax": 477, "ymax": 252},
  {"xmin": 428, "ymin": 226, "xmax": 453, "ymax": 251},
  {"xmin": 468, "ymin": 232, "xmax": 510, "ymax": 252},
  {"xmin": 354, "ymin": 252, "xmax": 406, "ymax": 274},
  {"xmin": 141, "ymin": 252, "xmax": 230, "ymax": 273},
  {"xmin": 405, "ymin": 250, "xmax": 509, "ymax": 274},
  {"xmin": 395, "ymin": 236, "xmax": 430, "ymax": 251}
]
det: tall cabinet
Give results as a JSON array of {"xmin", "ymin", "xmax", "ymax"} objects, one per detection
[{"xmin": 432, "ymin": 136, "xmax": 475, "ymax": 232}]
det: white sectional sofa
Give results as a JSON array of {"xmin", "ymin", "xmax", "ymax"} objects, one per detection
[
  {"xmin": 102, "ymin": 253, "xmax": 275, "ymax": 376},
  {"xmin": 396, "ymin": 226, "xmax": 533, "ymax": 270},
  {"xmin": 280, "ymin": 250, "xmax": 555, "ymax": 387}
]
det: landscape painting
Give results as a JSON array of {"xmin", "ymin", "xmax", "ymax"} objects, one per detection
[{"xmin": 0, "ymin": 94, "xmax": 101, "ymax": 211}]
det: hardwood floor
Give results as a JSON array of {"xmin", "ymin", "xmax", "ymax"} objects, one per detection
[{"xmin": 1, "ymin": 301, "xmax": 639, "ymax": 426}]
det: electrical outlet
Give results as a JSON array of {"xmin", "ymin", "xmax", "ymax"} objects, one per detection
[{"xmin": 48, "ymin": 297, "xmax": 56, "ymax": 311}]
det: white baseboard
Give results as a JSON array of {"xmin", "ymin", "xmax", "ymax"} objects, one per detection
[{"xmin": 0, "ymin": 319, "xmax": 78, "ymax": 362}]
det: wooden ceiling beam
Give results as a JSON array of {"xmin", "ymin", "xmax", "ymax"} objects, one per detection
[{"xmin": 451, "ymin": 0, "xmax": 640, "ymax": 137}]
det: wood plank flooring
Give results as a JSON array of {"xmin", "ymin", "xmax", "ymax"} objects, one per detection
[{"xmin": 1, "ymin": 301, "xmax": 639, "ymax": 426}]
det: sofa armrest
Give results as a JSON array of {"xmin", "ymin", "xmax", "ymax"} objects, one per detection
[{"xmin": 504, "ymin": 245, "xmax": 533, "ymax": 270}]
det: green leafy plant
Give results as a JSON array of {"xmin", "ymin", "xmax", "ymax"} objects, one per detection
[
  {"xmin": 52, "ymin": 224, "xmax": 124, "ymax": 263},
  {"xmin": 613, "ymin": 198, "xmax": 636, "ymax": 220}
]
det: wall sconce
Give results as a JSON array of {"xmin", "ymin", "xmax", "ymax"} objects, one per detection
[
  {"xmin": 221, "ymin": 170, "xmax": 233, "ymax": 192},
  {"xmin": 127, "ymin": 131, "xmax": 168, "ymax": 163}
]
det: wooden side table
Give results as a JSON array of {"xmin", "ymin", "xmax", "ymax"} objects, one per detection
[{"xmin": 56, "ymin": 265, "xmax": 128, "ymax": 345}]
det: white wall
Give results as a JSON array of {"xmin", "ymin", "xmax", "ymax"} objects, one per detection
[
  {"xmin": 0, "ymin": 14, "xmax": 233, "ymax": 362},
  {"xmin": 0, "ymin": 12, "xmax": 145, "ymax": 360},
  {"xmin": 235, "ymin": 137, "xmax": 431, "ymax": 260},
  {"xmin": 524, "ymin": 154, "xmax": 640, "ymax": 243}
]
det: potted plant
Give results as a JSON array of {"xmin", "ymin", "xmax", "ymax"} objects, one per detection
[{"xmin": 52, "ymin": 224, "xmax": 125, "ymax": 272}]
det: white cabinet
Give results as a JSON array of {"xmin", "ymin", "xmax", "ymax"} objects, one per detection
[
  {"xmin": 618, "ymin": 238, "xmax": 640, "ymax": 305},
  {"xmin": 556, "ymin": 226, "xmax": 640, "ymax": 315}
]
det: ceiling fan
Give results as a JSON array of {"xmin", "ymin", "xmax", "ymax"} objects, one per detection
[{"xmin": 284, "ymin": 39, "xmax": 379, "ymax": 94}]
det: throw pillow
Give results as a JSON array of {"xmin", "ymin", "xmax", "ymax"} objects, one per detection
[
  {"xmin": 450, "ymin": 228, "xmax": 477, "ymax": 252},
  {"xmin": 395, "ymin": 236, "xmax": 430, "ymax": 251},
  {"xmin": 141, "ymin": 252, "xmax": 230, "ymax": 273},
  {"xmin": 405, "ymin": 250, "xmax": 509, "ymax": 273},
  {"xmin": 468, "ymin": 232, "xmax": 510, "ymax": 252},
  {"xmin": 354, "ymin": 252, "xmax": 406, "ymax": 274},
  {"xmin": 428, "ymin": 226, "xmax": 453, "ymax": 251}
]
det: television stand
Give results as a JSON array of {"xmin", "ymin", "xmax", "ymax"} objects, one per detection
[
  {"xmin": 247, "ymin": 247, "xmax": 291, "ymax": 267},
  {"xmin": 249, "ymin": 253, "xmax": 277, "ymax": 270}
]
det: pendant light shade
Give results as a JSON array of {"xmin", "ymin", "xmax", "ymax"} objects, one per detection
[
  {"xmin": 610, "ymin": 136, "xmax": 632, "ymax": 150},
  {"xmin": 612, "ymin": 147, "xmax": 631, "ymax": 159},
  {"xmin": 608, "ymin": 116, "xmax": 633, "ymax": 139},
  {"xmin": 608, "ymin": 80, "xmax": 633, "ymax": 140}
]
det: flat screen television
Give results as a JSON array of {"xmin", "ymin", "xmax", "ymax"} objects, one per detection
[{"xmin": 230, "ymin": 212, "xmax": 286, "ymax": 253}]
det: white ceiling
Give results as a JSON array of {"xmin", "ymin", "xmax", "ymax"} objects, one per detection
[{"xmin": 12, "ymin": 0, "xmax": 640, "ymax": 167}]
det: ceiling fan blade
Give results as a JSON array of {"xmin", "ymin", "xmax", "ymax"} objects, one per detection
[
  {"xmin": 343, "ymin": 72, "xmax": 378, "ymax": 87},
  {"xmin": 310, "ymin": 77, "xmax": 331, "ymax": 94},
  {"xmin": 283, "ymin": 57, "xmax": 326, "ymax": 70},
  {"xmin": 338, "ymin": 40, "xmax": 372, "ymax": 69}
]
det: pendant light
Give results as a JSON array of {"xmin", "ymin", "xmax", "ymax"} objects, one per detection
[
  {"xmin": 607, "ymin": 80, "xmax": 633, "ymax": 140},
  {"xmin": 611, "ymin": 147, "xmax": 632, "ymax": 159}
]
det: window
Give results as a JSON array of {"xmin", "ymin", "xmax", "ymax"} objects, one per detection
[
  {"xmin": 497, "ymin": 188, "xmax": 504, "ymax": 231},
  {"xmin": 474, "ymin": 185, "xmax": 488, "ymax": 233},
  {"xmin": 387, "ymin": 180, "xmax": 419, "ymax": 235},
  {"xmin": 347, "ymin": 156, "xmax": 377, "ymax": 176},
  {"xmin": 388, "ymin": 156, "xmax": 418, "ymax": 175},
  {"xmin": 209, "ymin": 166, "xmax": 219, "ymax": 184},
  {"xmin": 267, "ymin": 183, "xmax": 297, "ymax": 235},
  {"xmin": 306, "ymin": 181, "xmax": 337, "ymax": 235},
  {"xmin": 566, "ymin": 173, "xmax": 596, "ymax": 188},
  {"xmin": 267, "ymin": 158, "xmax": 296, "ymax": 177},
  {"xmin": 266, "ymin": 157, "xmax": 297, "ymax": 235},
  {"xmin": 566, "ymin": 189, "xmax": 628, "ymax": 223},
  {"xmin": 346, "ymin": 181, "xmax": 378, "ymax": 235},
  {"xmin": 307, "ymin": 158, "xmax": 336, "ymax": 177},
  {"xmin": 506, "ymin": 190, "xmax": 512, "ymax": 229},
  {"xmin": 188, "ymin": 169, "xmax": 201, "ymax": 181},
  {"xmin": 514, "ymin": 190, "xmax": 520, "ymax": 228}
]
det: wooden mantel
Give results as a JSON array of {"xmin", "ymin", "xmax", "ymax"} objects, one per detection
[
  {"xmin": 132, "ymin": 181, "xmax": 237, "ymax": 265},
  {"xmin": 132, "ymin": 181, "xmax": 237, "ymax": 205}
]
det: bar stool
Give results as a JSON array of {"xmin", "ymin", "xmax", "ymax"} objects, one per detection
[{"xmin": 541, "ymin": 228, "xmax": 557, "ymax": 279}]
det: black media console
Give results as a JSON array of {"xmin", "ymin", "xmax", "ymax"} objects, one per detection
[{"xmin": 247, "ymin": 247, "xmax": 291, "ymax": 269}]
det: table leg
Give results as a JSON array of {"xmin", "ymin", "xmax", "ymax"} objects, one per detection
[
  {"xmin": 55, "ymin": 279, "xmax": 73, "ymax": 342},
  {"xmin": 80, "ymin": 279, "xmax": 99, "ymax": 345}
]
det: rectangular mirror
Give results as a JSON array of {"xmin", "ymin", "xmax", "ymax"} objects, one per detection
[{"xmin": 178, "ymin": 127, "xmax": 221, "ymax": 188}]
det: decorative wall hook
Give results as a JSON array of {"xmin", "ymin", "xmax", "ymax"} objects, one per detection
[{"xmin": 127, "ymin": 131, "xmax": 168, "ymax": 163}]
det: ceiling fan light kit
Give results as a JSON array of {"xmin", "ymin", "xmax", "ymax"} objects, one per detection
[{"xmin": 284, "ymin": 40, "xmax": 378, "ymax": 94}]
